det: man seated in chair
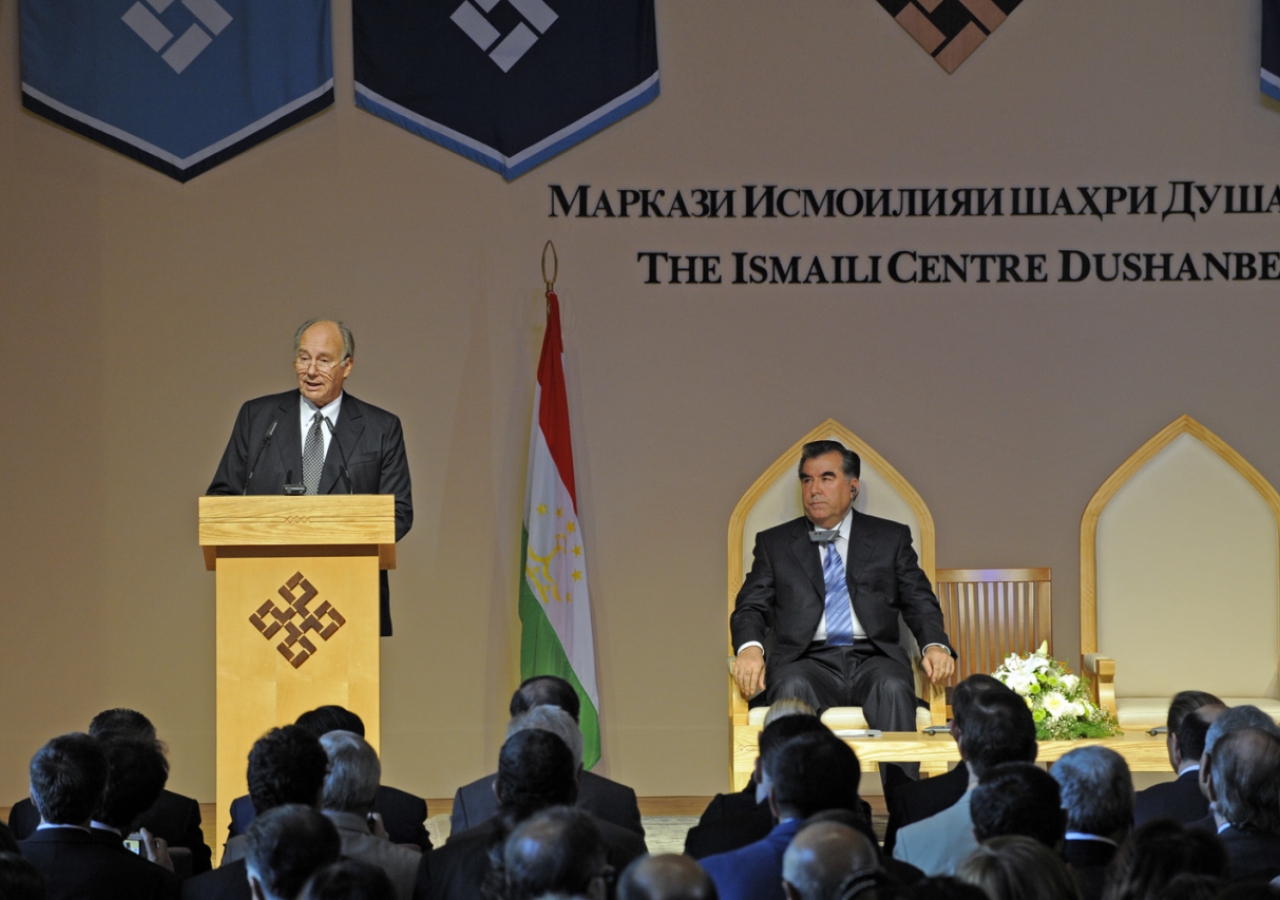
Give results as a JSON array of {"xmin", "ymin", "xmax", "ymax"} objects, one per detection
[{"xmin": 731, "ymin": 440, "xmax": 955, "ymax": 736}]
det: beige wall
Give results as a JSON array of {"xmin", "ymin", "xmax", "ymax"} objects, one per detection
[{"xmin": 2, "ymin": 0, "xmax": 1279, "ymax": 803}]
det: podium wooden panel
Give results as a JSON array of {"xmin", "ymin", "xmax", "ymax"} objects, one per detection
[{"xmin": 199, "ymin": 495, "xmax": 394, "ymax": 863}]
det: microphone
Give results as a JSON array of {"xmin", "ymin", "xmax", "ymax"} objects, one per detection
[
  {"xmin": 244, "ymin": 420, "xmax": 278, "ymax": 495},
  {"xmin": 322, "ymin": 417, "xmax": 353, "ymax": 494}
]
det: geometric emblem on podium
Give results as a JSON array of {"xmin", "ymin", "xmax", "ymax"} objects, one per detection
[
  {"xmin": 875, "ymin": 0, "xmax": 1024, "ymax": 74},
  {"xmin": 248, "ymin": 571, "xmax": 347, "ymax": 669}
]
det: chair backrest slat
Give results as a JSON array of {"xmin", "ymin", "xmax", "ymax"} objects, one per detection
[{"xmin": 934, "ymin": 568, "xmax": 1052, "ymax": 690}]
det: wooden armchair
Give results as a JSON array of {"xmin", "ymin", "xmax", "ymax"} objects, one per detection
[
  {"xmin": 1080, "ymin": 415, "xmax": 1280, "ymax": 729},
  {"xmin": 727, "ymin": 419, "xmax": 944, "ymax": 790}
]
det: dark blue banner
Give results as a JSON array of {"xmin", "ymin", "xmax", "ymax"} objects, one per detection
[
  {"xmin": 353, "ymin": 0, "xmax": 659, "ymax": 181},
  {"xmin": 1265, "ymin": 0, "xmax": 1280, "ymax": 104},
  {"xmin": 20, "ymin": 0, "xmax": 333, "ymax": 182}
]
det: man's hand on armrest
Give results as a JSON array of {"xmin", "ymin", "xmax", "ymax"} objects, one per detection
[
  {"xmin": 734, "ymin": 646, "xmax": 767, "ymax": 700},
  {"xmin": 921, "ymin": 645, "xmax": 955, "ymax": 685}
]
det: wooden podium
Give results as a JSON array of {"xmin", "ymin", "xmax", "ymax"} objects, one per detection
[{"xmin": 199, "ymin": 495, "xmax": 394, "ymax": 860}]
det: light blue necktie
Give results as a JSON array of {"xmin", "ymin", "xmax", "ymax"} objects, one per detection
[{"xmin": 823, "ymin": 541, "xmax": 854, "ymax": 646}]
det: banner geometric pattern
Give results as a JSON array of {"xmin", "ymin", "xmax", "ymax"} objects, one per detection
[{"xmin": 876, "ymin": 0, "xmax": 1024, "ymax": 74}]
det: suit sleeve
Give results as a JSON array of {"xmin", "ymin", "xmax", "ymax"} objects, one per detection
[
  {"xmin": 449, "ymin": 787, "xmax": 470, "ymax": 836},
  {"xmin": 182, "ymin": 801, "xmax": 213, "ymax": 875},
  {"xmin": 206, "ymin": 401, "xmax": 254, "ymax": 495},
  {"xmin": 620, "ymin": 787, "xmax": 643, "ymax": 837},
  {"xmin": 892, "ymin": 525, "xmax": 954, "ymax": 656},
  {"xmin": 730, "ymin": 534, "xmax": 776, "ymax": 651},
  {"xmin": 378, "ymin": 414, "xmax": 413, "ymax": 542}
]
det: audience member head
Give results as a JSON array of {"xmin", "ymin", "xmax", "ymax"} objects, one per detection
[
  {"xmin": 300, "ymin": 859, "xmax": 396, "ymax": 900},
  {"xmin": 768, "ymin": 731, "xmax": 860, "ymax": 821},
  {"xmin": 496, "ymin": 728, "xmax": 578, "ymax": 822},
  {"xmin": 508, "ymin": 705, "xmax": 585, "ymax": 771},
  {"xmin": 834, "ymin": 869, "xmax": 906, "ymax": 900},
  {"xmin": 503, "ymin": 807, "xmax": 609, "ymax": 900},
  {"xmin": 755, "ymin": 713, "xmax": 828, "ymax": 793},
  {"xmin": 245, "ymin": 804, "xmax": 342, "ymax": 900},
  {"xmin": 510, "ymin": 676, "xmax": 581, "ymax": 723},
  {"xmin": 970, "ymin": 762, "xmax": 1066, "ymax": 848},
  {"xmin": 295, "ymin": 705, "xmax": 365, "ymax": 738},
  {"xmin": 1203, "ymin": 705, "xmax": 1280, "ymax": 757},
  {"xmin": 956, "ymin": 835, "xmax": 1080, "ymax": 900},
  {"xmin": 1101, "ymin": 819, "xmax": 1227, "ymax": 900},
  {"xmin": 1174, "ymin": 704, "xmax": 1226, "ymax": 771},
  {"xmin": 319, "ymin": 730, "xmax": 381, "ymax": 816},
  {"xmin": 95, "ymin": 734, "xmax": 170, "ymax": 830},
  {"xmin": 803, "ymin": 809, "xmax": 879, "ymax": 859},
  {"xmin": 782, "ymin": 822, "xmax": 878, "ymax": 900},
  {"xmin": 247, "ymin": 725, "xmax": 330, "ymax": 815},
  {"xmin": 1167, "ymin": 691, "xmax": 1225, "ymax": 735},
  {"xmin": 1204, "ymin": 727, "xmax": 1280, "ymax": 833},
  {"xmin": 958, "ymin": 690, "xmax": 1037, "ymax": 778},
  {"xmin": 618, "ymin": 854, "xmax": 718, "ymax": 900},
  {"xmin": 87, "ymin": 708, "xmax": 157, "ymax": 742},
  {"xmin": 29, "ymin": 733, "xmax": 107, "ymax": 827},
  {"xmin": 1160, "ymin": 874, "xmax": 1226, "ymax": 900},
  {"xmin": 906, "ymin": 878, "xmax": 989, "ymax": 900},
  {"xmin": 764, "ymin": 699, "xmax": 818, "ymax": 727},
  {"xmin": 1050, "ymin": 745, "xmax": 1133, "ymax": 841},
  {"xmin": 950, "ymin": 674, "xmax": 1008, "ymax": 735},
  {"xmin": 0, "ymin": 853, "xmax": 45, "ymax": 900}
]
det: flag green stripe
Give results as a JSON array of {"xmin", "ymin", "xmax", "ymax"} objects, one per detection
[{"xmin": 519, "ymin": 525, "xmax": 602, "ymax": 769}]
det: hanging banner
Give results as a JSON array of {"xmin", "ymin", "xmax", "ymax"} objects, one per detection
[
  {"xmin": 20, "ymin": 0, "xmax": 333, "ymax": 182},
  {"xmin": 1264, "ymin": 0, "xmax": 1280, "ymax": 105},
  {"xmin": 353, "ymin": 0, "xmax": 659, "ymax": 181}
]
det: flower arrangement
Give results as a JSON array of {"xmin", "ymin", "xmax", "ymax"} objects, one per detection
[{"xmin": 991, "ymin": 642, "xmax": 1122, "ymax": 740}]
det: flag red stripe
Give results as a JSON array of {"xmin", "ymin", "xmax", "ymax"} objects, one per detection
[{"xmin": 536, "ymin": 292, "xmax": 577, "ymax": 508}]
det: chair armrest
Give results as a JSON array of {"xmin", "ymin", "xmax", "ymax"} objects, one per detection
[
  {"xmin": 910, "ymin": 653, "xmax": 949, "ymax": 726},
  {"xmin": 728, "ymin": 655, "xmax": 750, "ymax": 724},
  {"xmin": 1082, "ymin": 654, "xmax": 1117, "ymax": 717}
]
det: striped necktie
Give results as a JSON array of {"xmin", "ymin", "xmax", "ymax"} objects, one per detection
[{"xmin": 823, "ymin": 541, "xmax": 854, "ymax": 646}]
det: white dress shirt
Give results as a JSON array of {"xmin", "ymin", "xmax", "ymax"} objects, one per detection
[{"xmin": 301, "ymin": 392, "xmax": 344, "ymax": 462}]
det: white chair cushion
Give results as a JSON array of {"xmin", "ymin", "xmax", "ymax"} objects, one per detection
[
  {"xmin": 1117, "ymin": 696, "xmax": 1280, "ymax": 728},
  {"xmin": 747, "ymin": 706, "xmax": 932, "ymax": 729}
]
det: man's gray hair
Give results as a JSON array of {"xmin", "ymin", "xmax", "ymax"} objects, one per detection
[
  {"xmin": 1209, "ymin": 727, "xmax": 1280, "ymax": 833},
  {"xmin": 1203, "ymin": 705, "xmax": 1280, "ymax": 756},
  {"xmin": 1051, "ymin": 745, "xmax": 1133, "ymax": 836},
  {"xmin": 508, "ymin": 705, "xmax": 584, "ymax": 771},
  {"xmin": 318, "ymin": 730, "xmax": 380, "ymax": 814},
  {"xmin": 294, "ymin": 319, "xmax": 355, "ymax": 361}
]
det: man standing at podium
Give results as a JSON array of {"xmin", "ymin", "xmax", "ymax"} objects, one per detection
[
  {"xmin": 208, "ymin": 319, "xmax": 412, "ymax": 635},
  {"xmin": 731, "ymin": 440, "xmax": 954, "ymax": 733}
]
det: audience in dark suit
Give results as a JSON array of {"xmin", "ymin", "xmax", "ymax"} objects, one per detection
[
  {"xmin": 620, "ymin": 853, "xmax": 719, "ymax": 900},
  {"xmin": 450, "ymin": 675, "xmax": 643, "ymax": 837},
  {"xmin": 970, "ymin": 762, "xmax": 1066, "ymax": 848},
  {"xmin": 1134, "ymin": 692, "xmax": 1225, "ymax": 827},
  {"xmin": 226, "ymin": 706, "xmax": 431, "ymax": 851},
  {"xmin": 0, "ymin": 852, "xmax": 46, "ymax": 900},
  {"xmin": 9, "ymin": 709, "xmax": 212, "ymax": 874},
  {"xmin": 1102, "ymin": 819, "xmax": 1227, "ymax": 900},
  {"xmin": 1201, "ymin": 726, "xmax": 1280, "ymax": 881},
  {"xmin": 781, "ymin": 822, "xmax": 879, "ymax": 900},
  {"xmin": 89, "ymin": 734, "xmax": 186, "ymax": 880},
  {"xmin": 1051, "ymin": 746, "xmax": 1133, "ymax": 900},
  {"xmin": 300, "ymin": 859, "xmax": 397, "ymax": 900},
  {"xmin": 501, "ymin": 806, "xmax": 613, "ymax": 900},
  {"xmin": 701, "ymin": 730, "xmax": 860, "ymax": 900},
  {"xmin": 243, "ymin": 805, "xmax": 341, "ymax": 900},
  {"xmin": 18, "ymin": 733, "xmax": 180, "ymax": 900}
]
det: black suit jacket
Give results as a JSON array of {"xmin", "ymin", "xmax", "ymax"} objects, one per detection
[
  {"xmin": 20, "ymin": 826, "xmax": 181, "ymax": 900},
  {"xmin": 882, "ymin": 762, "xmax": 969, "ymax": 856},
  {"xmin": 1219, "ymin": 826, "xmax": 1280, "ymax": 881},
  {"xmin": 450, "ymin": 770, "xmax": 643, "ymax": 836},
  {"xmin": 683, "ymin": 793, "xmax": 774, "ymax": 859},
  {"xmin": 1134, "ymin": 769, "xmax": 1210, "ymax": 826},
  {"xmin": 181, "ymin": 859, "xmax": 251, "ymax": 900},
  {"xmin": 432, "ymin": 814, "xmax": 645, "ymax": 900},
  {"xmin": 207, "ymin": 390, "xmax": 413, "ymax": 636},
  {"xmin": 1061, "ymin": 838, "xmax": 1117, "ymax": 900},
  {"xmin": 731, "ymin": 513, "xmax": 952, "ymax": 675},
  {"xmin": 10, "ymin": 790, "xmax": 212, "ymax": 875},
  {"xmin": 227, "ymin": 785, "xmax": 430, "ymax": 849}
]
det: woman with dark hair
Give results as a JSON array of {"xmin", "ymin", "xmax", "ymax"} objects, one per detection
[{"xmin": 956, "ymin": 836, "xmax": 1081, "ymax": 900}]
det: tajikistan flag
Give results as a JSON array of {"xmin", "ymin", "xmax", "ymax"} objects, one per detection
[{"xmin": 519, "ymin": 291, "xmax": 601, "ymax": 768}]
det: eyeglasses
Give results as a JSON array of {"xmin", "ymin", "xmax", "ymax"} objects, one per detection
[{"xmin": 294, "ymin": 354, "xmax": 347, "ymax": 372}]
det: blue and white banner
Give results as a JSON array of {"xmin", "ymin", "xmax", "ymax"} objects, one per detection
[
  {"xmin": 353, "ymin": 0, "xmax": 659, "ymax": 181},
  {"xmin": 1265, "ymin": 0, "xmax": 1280, "ymax": 105},
  {"xmin": 20, "ymin": 1, "xmax": 333, "ymax": 182}
]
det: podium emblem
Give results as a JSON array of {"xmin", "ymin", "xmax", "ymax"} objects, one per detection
[{"xmin": 249, "ymin": 571, "xmax": 347, "ymax": 668}]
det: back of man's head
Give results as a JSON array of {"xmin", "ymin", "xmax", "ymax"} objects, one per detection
[
  {"xmin": 1177, "ymin": 705, "xmax": 1226, "ymax": 766},
  {"xmin": 96, "ymin": 735, "xmax": 170, "ymax": 830},
  {"xmin": 511, "ymin": 676, "xmax": 581, "ymax": 723},
  {"xmin": 1168, "ymin": 691, "xmax": 1225, "ymax": 734},
  {"xmin": 759, "ymin": 715, "xmax": 828, "ymax": 776},
  {"xmin": 1203, "ymin": 705, "xmax": 1280, "ymax": 756},
  {"xmin": 508, "ymin": 705, "xmax": 585, "ymax": 771},
  {"xmin": 950, "ymin": 675, "xmax": 1008, "ymax": 734},
  {"xmin": 247, "ymin": 725, "xmax": 330, "ymax": 815},
  {"xmin": 29, "ymin": 733, "xmax": 107, "ymax": 827},
  {"xmin": 782, "ymin": 822, "xmax": 878, "ymax": 900},
  {"xmin": 0, "ymin": 852, "xmax": 45, "ymax": 900},
  {"xmin": 1207, "ymin": 727, "xmax": 1280, "ymax": 834},
  {"xmin": 970, "ymin": 763, "xmax": 1065, "ymax": 847},
  {"xmin": 319, "ymin": 730, "xmax": 380, "ymax": 815},
  {"xmin": 245, "ymin": 804, "xmax": 342, "ymax": 900},
  {"xmin": 295, "ymin": 705, "xmax": 365, "ymax": 739},
  {"xmin": 959, "ymin": 690, "xmax": 1037, "ymax": 778},
  {"xmin": 768, "ymin": 731, "xmax": 860, "ymax": 820},
  {"xmin": 301, "ymin": 859, "xmax": 396, "ymax": 900},
  {"xmin": 1050, "ymin": 745, "xmax": 1133, "ymax": 838},
  {"xmin": 87, "ymin": 708, "xmax": 157, "ymax": 742},
  {"xmin": 503, "ymin": 807, "xmax": 607, "ymax": 900},
  {"xmin": 619, "ymin": 854, "xmax": 719, "ymax": 900},
  {"xmin": 496, "ymin": 729, "xmax": 577, "ymax": 822}
]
